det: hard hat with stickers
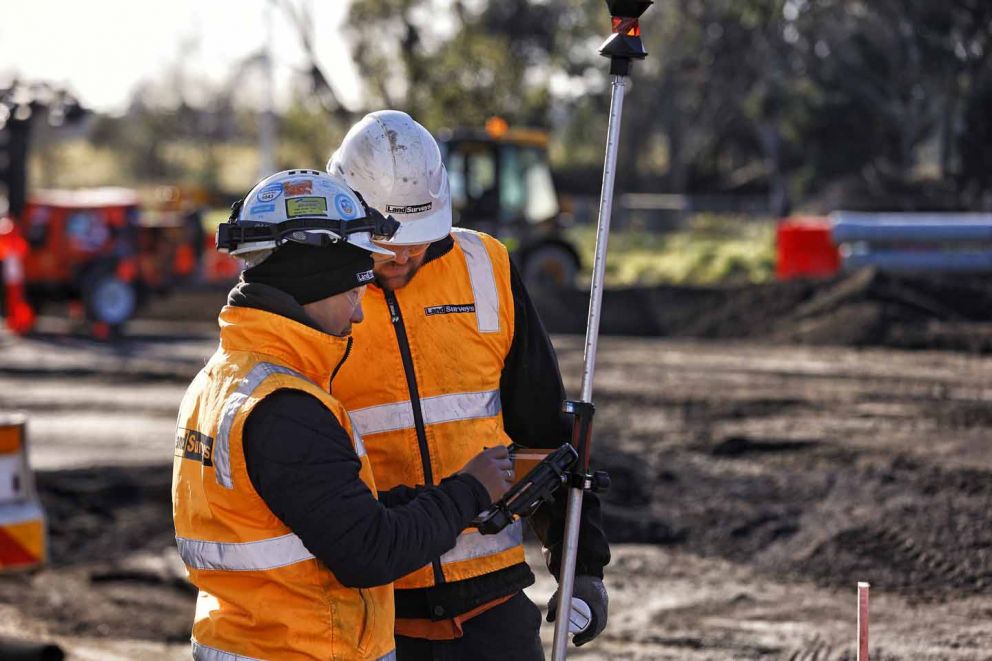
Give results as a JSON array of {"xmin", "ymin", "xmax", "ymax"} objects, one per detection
[{"xmin": 216, "ymin": 169, "xmax": 399, "ymax": 257}]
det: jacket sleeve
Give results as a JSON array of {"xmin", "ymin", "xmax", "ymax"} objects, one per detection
[
  {"xmin": 377, "ymin": 484, "xmax": 429, "ymax": 508},
  {"xmin": 243, "ymin": 389, "xmax": 491, "ymax": 588},
  {"xmin": 499, "ymin": 260, "xmax": 611, "ymax": 580}
]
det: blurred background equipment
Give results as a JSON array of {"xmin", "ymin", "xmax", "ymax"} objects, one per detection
[
  {"xmin": 440, "ymin": 118, "xmax": 581, "ymax": 287},
  {"xmin": 0, "ymin": 415, "xmax": 47, "ymax": 572},
  {"xmin": 832, "ymin": 211, "xmax": 992, "ymax": 273},
  {"xmin": 20, "ymin": 187, "xmax": 206, "ymax": 334},
  {"xmin": 22, "ymin": 188, "xmax": 142, "ymax": 331},
  {"xmin": 775, "ymin": 216, "xmax": 839, "ymax": 280}
]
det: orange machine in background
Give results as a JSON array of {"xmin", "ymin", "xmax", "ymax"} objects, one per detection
[{"xmin": 17, "ymin": 187, "xmax": 205, "ymax": 333}]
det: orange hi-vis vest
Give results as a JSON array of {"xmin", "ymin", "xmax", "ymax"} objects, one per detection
[
  {"xmin": 172, "ymin": 305, "xmax": 396, "ymax": 661},
  {"xmin": 334, "ymin": 229, "xmax": 524, "ymax": 590}
]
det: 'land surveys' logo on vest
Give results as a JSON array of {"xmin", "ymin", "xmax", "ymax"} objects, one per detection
[
  {"xmin": 175, "ymin": 428, "xmax": 214, "ymax": 466},
  {"xmin": 425, "ymin": 303, "xmax": 476, "ymax": 316}
]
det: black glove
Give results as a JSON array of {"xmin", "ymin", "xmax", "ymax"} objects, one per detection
[{"xmin": 546, "ymin": 575, "xmax": 609, "ymax": 646}]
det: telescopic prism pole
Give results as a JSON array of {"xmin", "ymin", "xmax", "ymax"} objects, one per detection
[
  {"xmin": 550, "ymin": 75, "xmax": 625, "ymax": 661},
  {"xmin": 551, "ymin": 3, "xmax": 650, "ymax": 658}
]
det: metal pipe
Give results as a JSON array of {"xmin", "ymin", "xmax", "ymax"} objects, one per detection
[
  {"xmin": 842, "ymin": 249, "xmax": 992, "ymax": 272},
  {"xmin": 551, "ymin": 73, "xmax": 627, "ymax": 661}
]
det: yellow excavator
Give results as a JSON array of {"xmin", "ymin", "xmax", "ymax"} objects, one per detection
[{"xmin": 438, "ymin": 117, "xmax": 581, "ymax": 287}]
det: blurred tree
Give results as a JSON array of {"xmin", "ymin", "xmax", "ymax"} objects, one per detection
[
  {"xmin": 345, "ymin": 0, "xmax": 569, "ymax": 128},
  {"xmin": 279, "ymin": 84, "xmax": 346, "ymax": 169},
  {"xmin": 276, "ymin": 0, "xmax": 354, "ymax": 124},
  {"xmin": 50, "ymin": 0, "xmax": 992, "ymax": 209}
]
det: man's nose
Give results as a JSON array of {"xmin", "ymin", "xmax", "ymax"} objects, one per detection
[
  {"xmin": 392, "ymin": 250, "xmax": 410, "ymax": 264},
  {"xmin": 351, "ymin": 302, "xmax": 365, "ymax": 324}
]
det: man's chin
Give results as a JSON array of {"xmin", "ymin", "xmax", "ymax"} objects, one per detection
[
  {"xmin": 374, "ymin": 267, "xmax": 418, "ymax": 291},
  {"xmin": 375, "ymin": 275, "xmax": 406, "ymax": 291}
]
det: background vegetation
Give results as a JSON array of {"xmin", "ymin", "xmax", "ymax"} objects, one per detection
[{"xmin": 8, "ymin": 0, "xmax": 992, "ymax": 284}]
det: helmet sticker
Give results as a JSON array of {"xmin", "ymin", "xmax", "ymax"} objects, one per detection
[
  {"xmin": 334, "ymin": 193, "xmax": 359, "ymax": 219},
  {"xmin": 286, "ymin": 196, "xmax": 329, "ymax": 217},
  {"xmin": 249, "ymin": 203, "xmax": 276, "ymax": 215},
  {"xmin": 257, "ymin": 183, "xmax": 283, "ymax": 202},
  {"xmin": 283, "ymin": 179, "xmax": 313, "ymax": 196},
  {"xmin": 385, "ymin": 202, "xmax": 432, "ymax": 214}
]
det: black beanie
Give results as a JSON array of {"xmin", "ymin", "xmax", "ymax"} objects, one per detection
[{"xmin": 242, "ymin": 242, "xmax": 374, "ymax": 305}]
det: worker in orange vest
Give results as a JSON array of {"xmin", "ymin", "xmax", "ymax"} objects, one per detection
[
  {"xmin": 172, "ymin": 170, "xmax": 515, "ymax": 660},
  {"xmin": 0, "ymin": 216, "xmax": 36, "ymax": 335},
  {"xmin": 329, "ymin": 112, "xmax": 611, "ymax": 659}
]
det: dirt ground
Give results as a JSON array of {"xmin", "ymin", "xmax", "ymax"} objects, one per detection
[{"xmin": 1, "ymin": 287, "xmax": 991, "ymax": 658}]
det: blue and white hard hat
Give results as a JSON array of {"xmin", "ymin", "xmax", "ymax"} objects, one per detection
[{"xmin": 217, "ymin": 169, "xmax": 398, "ymax": 257}]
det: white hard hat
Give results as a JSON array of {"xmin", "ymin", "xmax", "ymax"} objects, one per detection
[
  {"xmin": 328, "ymin": 110, "xmax": 452, "ymax": 246},
  {"xmin": 216, "ymin": 169, "xmax": 398, "ymax": 258}
]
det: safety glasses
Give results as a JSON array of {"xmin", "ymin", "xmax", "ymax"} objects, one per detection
[{"xmin": 371, "ymin": 242, "xmax": 429, "ymax": 262}]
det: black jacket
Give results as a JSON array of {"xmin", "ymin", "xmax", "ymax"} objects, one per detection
[{"xmin": 234, "ymin": 282, "xmax": 493, "ymax": 588}]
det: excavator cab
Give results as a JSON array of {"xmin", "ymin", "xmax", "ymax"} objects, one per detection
[{"xmin": 438, "ymin": 119, "xmax": 581, "ymax": 287}]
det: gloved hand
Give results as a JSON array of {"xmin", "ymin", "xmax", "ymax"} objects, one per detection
[{"xmin": 546, "ymin": 575, "xmax": 608, "ymax": 646}]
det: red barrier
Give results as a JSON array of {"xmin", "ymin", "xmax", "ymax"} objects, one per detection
[
  {"xmin": 776, "ymin": 217, "xmax": 841, "ymax": 280},
  {"xmin": 0, "ymin": 218, "xmax": 36, "ymax": 335}
]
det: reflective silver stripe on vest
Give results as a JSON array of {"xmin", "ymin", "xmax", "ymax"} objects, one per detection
[
  {"xmin": 452, "ymin": 230, "xmax": 500, "ymax": 333},
  {"xmin": 421, "ymin": 390, "xmax": 501, "ymax": 426},
  {"xmin": 214, "ymin": 362, "xmax": 313, "ymax": 489},
  {"xmin": 345, "ymin": 411, "xmax": 368, "ymax": 458},
  {"xmin": 177, "ymin": 532, "xmax": 315, "ymax": 572},
  {"xmin": 348, "ymin": 400, "xmax": 416, "ymax": 436},
  {"xmin": 192, "ymin": 639, "xmax": 265, "ymax": 661},
  {"xmin": 349, "ymin": 390, "xmax": 501, "ymax": 437},
  {"xmin": 441, "ymin": 519, "xmax": 523, "ymax": 565},
  {"xmin": 192, "ymin": 640, "xmax": 396, "ymax": 661}
]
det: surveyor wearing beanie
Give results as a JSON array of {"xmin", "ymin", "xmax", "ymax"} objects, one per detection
[
  {"xmin": 242, "ymin": 241, "xmax": 375, "ymax": 306},
  {"xmin": 172, "ymin": 170, "xmax": 515, "ymax": 660}
]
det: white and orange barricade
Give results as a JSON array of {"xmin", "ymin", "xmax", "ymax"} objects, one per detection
[{"xmin": 0, "ymin": 415, "xmax": 47, "ymax": 570}]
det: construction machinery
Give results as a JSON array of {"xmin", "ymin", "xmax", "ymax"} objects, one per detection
[
  {"xmin": 438, "ymin": 118, "xmax": 582, "ymax": 287},
  {"xmin": 20, "ymin": 187, "xmax": 203, "ymax": 332}
]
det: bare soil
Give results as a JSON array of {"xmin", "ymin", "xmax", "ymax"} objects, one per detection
[{"xmin": 0, "ymin": 283, "xmax": 991, "ymax": 658}]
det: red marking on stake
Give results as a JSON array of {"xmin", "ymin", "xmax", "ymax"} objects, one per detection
[{"xmin": 857, "ymin": 581, "xmax": 870, "ymax": 661}]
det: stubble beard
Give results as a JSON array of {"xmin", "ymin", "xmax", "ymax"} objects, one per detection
[{"xmin": 373, "ymin": 259, "xmax": 425, "ymax": 292}]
